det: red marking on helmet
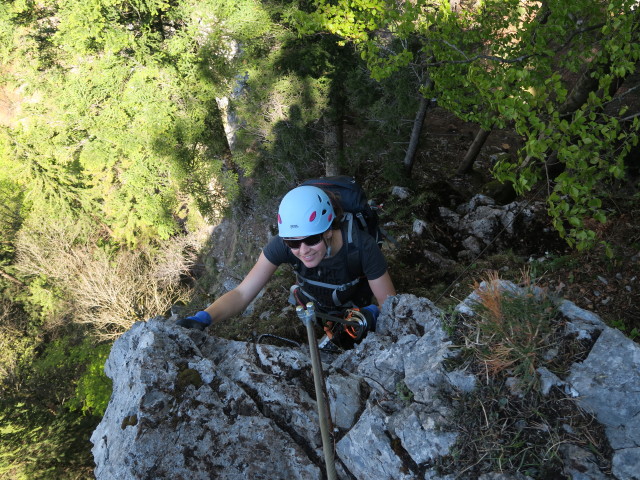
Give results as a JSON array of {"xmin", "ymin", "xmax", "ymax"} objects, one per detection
[
  {"xmin": 328, "ymin": 213, "xmax": 333, "ymax": 222},
  {"xmin": 309, "ymin": 211, "xmax": 317, "ymax": 222},
  {"xmin": 278, "ymin": 214, "xmax": 282, "ymax": 224}
]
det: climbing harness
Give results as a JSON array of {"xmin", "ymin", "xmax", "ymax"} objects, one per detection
[
  {"xmin": 290, "ymin": 283, "xmax": 373, "ymax": 350},
  {"xmin": 297, "ymin": 302, "xmax": 338, "ymax": 480},
  {"xmin": 315, "ymin": 309, "xmax": 371, "ymax": 345},
  {"xmin": 292, "ymin": 218, "xmax": 367, "ymax": 309}
]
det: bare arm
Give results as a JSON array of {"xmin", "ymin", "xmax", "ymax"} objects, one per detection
[
  {"xmin": 368, "ymin": 271, "xmax": 396, "ymax": 306},
  {"xmin": 204, "ymin": 252, "xmax": 278, "ymax": 324}
]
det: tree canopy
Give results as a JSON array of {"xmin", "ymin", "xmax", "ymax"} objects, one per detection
[{"xmin": 296, "ymin": 0, "xmax": 640, "ymax": 250}]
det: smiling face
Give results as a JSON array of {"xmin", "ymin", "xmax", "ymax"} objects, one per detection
[{"xmin": 287, "ymin": 231, "xmax": 330, "ymax": 268}]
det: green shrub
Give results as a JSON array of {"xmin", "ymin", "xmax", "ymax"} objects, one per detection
[
  {"xmin": 0, "ymin": 401, "xmax": 98, "ymax": 480},
  {"xmin": 66, "ymin": 341, "xmax": 113, "ymax": 416},
  {"xmin": 0, "ymin": 332, "xmax": 111, "ymax": 478},
  {"xmin": 27, "ymin": 336, "xmax": 112, "ymax": 415}
]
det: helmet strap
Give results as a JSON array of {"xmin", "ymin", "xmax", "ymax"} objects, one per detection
[{"xmin": 323, "ymin": 232, "xmax": 332, "ymax": 258}]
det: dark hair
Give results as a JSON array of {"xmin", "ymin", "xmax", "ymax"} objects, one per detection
[{"xmin": 321, "ymin": 189, "xmax": 344, "ymax": 230}]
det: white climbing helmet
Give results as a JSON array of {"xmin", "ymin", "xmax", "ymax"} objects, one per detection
[{"xmin": 277, "ymin": 186, "xmax": 335, "ymax": 238}]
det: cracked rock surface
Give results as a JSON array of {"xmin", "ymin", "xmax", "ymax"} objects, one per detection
[{"xmin": 92, "ymin": 293, "xmax": 640, "ymax": 479}]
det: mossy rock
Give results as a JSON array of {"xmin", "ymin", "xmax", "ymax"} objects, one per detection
[{"xmin": 176, "ymin": 366, "xmax": 203, "ymax": 393}]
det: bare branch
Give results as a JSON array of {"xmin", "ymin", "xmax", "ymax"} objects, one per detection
[
  {"xmin": 426, "ymin": 22, "xmax": 605, "ymax": 67},
  {"xmin": 621, "ymin": 111, "xmax": 640, "ymax": 122}
]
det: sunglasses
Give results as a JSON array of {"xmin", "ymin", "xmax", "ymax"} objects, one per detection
[{"xmin": 283, "ymin": 233, "xmax": 324, "ymax": 249}]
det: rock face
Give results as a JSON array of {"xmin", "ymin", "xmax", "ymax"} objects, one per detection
[
  {"xmin": 406, "ymin": 193, "xmax": 549, "ymax": 269},
  {"xmin": 91, "ymin": 293, "xmax": 640, "ymax": 480},
  {"xmin": 438, "ymin": 194, "xmax": 539, "ymax": 260},
  {"xmin": 566, "ymin": 326, "xmax": 640, "ymax": 480}
]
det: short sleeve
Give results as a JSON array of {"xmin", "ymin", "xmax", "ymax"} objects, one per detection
[
  {"xmin": 359, "ymin": 233, "xmax": 388, "ymax": 281},
  {"xmin": 263, "ymin": 235, "xmax": 296, "ymax": 266}
]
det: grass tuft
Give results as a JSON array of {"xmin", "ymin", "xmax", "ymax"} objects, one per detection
[
  {"xmin": 468, "ymin": 269, "xmax": 559, "ymax": 391},
  {"xmin": 437, "ymin": 269, "xmax": 612, "ymax": 478}
]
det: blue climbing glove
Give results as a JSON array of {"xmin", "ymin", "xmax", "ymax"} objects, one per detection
[
  {"xmin": 361, "ymin": 304, "xmax": 380, "ymax": 332},
  {"xmin": 176, "ymin": 311, "xmax": 212, "ymax": 331}
]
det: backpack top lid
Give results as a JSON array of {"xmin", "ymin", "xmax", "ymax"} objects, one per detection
[{"xmin": 301, "ymin": 176, "xmax": 381, "ymax": 243}]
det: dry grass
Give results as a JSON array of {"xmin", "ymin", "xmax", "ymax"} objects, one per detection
[
  {"xmin": 436, "ymin": 269, "xmax": 612, "ymax": 478},
  {"xmin": 438, "ymin": 383, "xmax": 612, "ymax": 478},
  {"xmin": 467, "ymin": 269, "xmax": 558, "ymax": 388},
  {"xmin": 14, "ymin": 220, "xmax": 199, "ymax": 340}
]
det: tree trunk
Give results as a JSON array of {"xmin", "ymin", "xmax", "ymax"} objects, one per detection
[
  {"xmin": 403, "ymin": 77, "xmax": 434, "ymax": 175},
  {"xmin": 0, "ymin": 269, "xmax": 25, "ymax": 286},
  {"xmin": 215, "ymin": 67, "xmax": 250, "ymax": 191},
  {"xmin": 457, "ymin": 127, "xmax": 492, "ymax": 175},
  {"xmin": 324, "ymin": 119, "xmax": 341, "ymax": 177},
  {"xmin": 323, "ymin": 70, "xmax": 346, "ymax": 177}
]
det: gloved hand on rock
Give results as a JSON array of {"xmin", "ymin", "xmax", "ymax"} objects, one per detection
[
  {"xmin": 176, "ymin": 311, "xmax": 212, "ymax": 331},
  {"xmin": 360, "ymin": 304, "xmax": 380, "ymax": 332}
]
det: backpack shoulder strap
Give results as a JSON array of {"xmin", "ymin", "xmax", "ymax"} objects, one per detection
[{"xmin": 343, "ymin": 213, "xmax": 364, "ymax": 279}]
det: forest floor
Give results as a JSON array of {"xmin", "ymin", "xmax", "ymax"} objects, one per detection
[
  {"xmin": 210, "ymin": 106, "xmax": 640, "ymax": 346},
  {"xmin": 390, "ymin": 107, "xmax": 640, "ymax": 338},
  {"xmin": 414, "ymin": 108, "xmax": 639, "ymax": 338}
]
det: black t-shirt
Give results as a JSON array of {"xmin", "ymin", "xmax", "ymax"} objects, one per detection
[{"xmin": 263, "ymin": 223, "xmax": 387, "ymax": 312}]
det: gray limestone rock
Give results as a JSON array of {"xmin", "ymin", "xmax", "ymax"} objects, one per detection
[
  {"xmin": 567, "ymin": 326, "xmax": 640, "ymax": 480},
  {"xmin": 441, "ymin": 195, "xmax": 538, "ymax": 256},
  {"xmin": 559, "ymin": 444, "xmax": 610, "ymax": 480},
  {"xmin": 92, "ymin": 291, "xmax": 640, "ymax": 480},
  {"xmin": 92, "ymin": 295, "xmax": 462, "ymax": 479},
  {"xmin": 91, "ymin": 322, "xmax": 321, "ymax": 480}
]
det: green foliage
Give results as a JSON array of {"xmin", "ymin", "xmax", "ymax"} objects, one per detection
[
  {"xmin": 329, "ymin": 54, "xmax": 424, "ymax": 180},
  {"xmin": 0, "ymin": 0, "xmax": 252, "ymax": 248},
  {"xmin": 50, "ymin": 0, "xmax": 175, "ymax": 57},
  {"xmin": 395, "ymin": 380, "xmax": 414, "ymax": 405},
  {"xmin": 235, "ymin": 53, "xmax": 333, "ymax": 195},
  {"xmin": 21, "ymin": 275, "xmax": 67, "ymax": 321},
  {"xmin": 65, "ymin": 341, "xmax": 113, "ymax": 416},
  {"xmin": 610, "ymin": 318, "xmax": 640, "ymax": 340},
  {"xmin": 0, "ymin": 401, "xmax": 98, "ymax": 480},
  {"xmin": 0, "ymin": 179, "xmax": 24, "ymax": 262},
  {"xmin": 0, "ymin": 301, "xmax": 39, "ymax": 388},
  {"xmin": 1, "ymin": 56, "xmax": 184, "ymax": 245},
  {"xmin": 298, "ymin": 0, "xmax": 640, "ymax": 250},
  {"xmin": 25, "ymin": 336, "xmax": 111, "ymax": 412},
  {"xmin": 0, "ymin": 329, "xmax": 106, "ymax": 479}
]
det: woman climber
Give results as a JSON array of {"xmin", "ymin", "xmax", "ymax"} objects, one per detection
[{"xmin": 177, "ymin": 184, "xmax": 396, "ymax": 349}]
